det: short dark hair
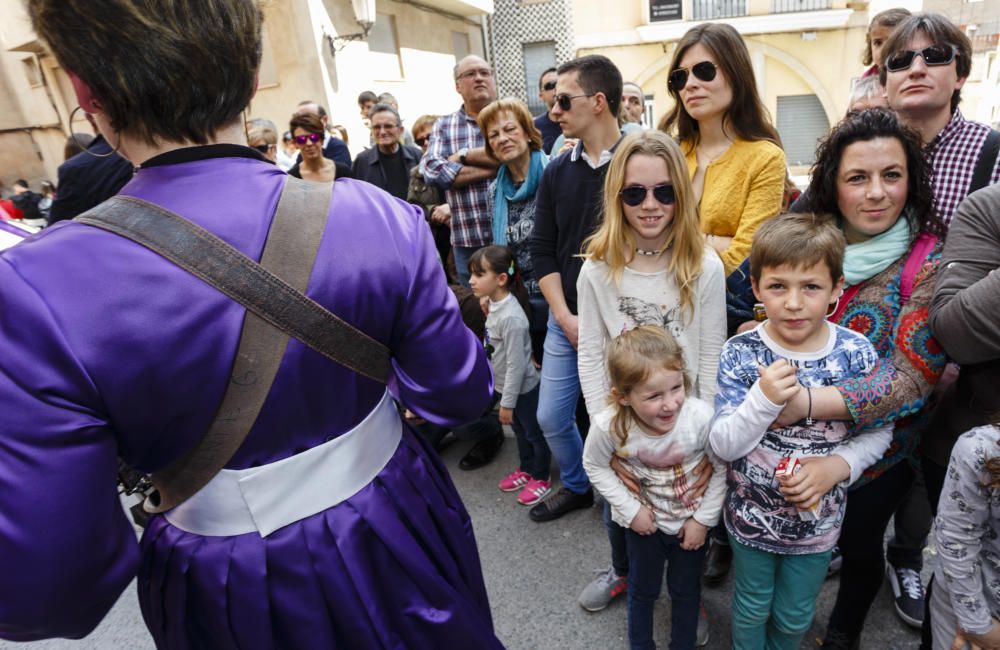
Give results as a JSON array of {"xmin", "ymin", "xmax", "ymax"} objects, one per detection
[
  {"xmin": 296, "ymin": 101, "xmax": 328, "ymax": 119},
  {"xmin": 29, "ymin": 0, "xmax": 262, "ymax": 146},
  {"xmin": 557, "ymin": 55, "xmax": 623, "ymax": 118},
  {"xmin": 14, "ymin": 179, "xmax": 28, "ymax": 189},
  {"xmin": 368, "ymin": 103, "xmax": 401, "ymax": 126},
  {"xmin": 750, "ymin": 213, "xmax": 846, "ymax": 284},
  {"xmin": 806, "ymin": 107, "xmax": 944, "ymax": 240},
  {"xmin": 357, "ymin": 90, "xmax": 377, "ymax": 106},
  {"xmin": 289, "ymin": 112, "xmax": 325, "ymax": 136},
  {"xmin": 879, "ymin": 13, "xmax": 972, "ymax": 112},
  {"xmin": 537, "ymin": 67, "xmax": 557, "ymax": 90}
]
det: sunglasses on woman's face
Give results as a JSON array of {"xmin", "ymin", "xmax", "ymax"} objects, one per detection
[
  {"xmin": 620, "ymin": 184, "xmax": 675, "ymax": 207},
  {"xmin": 293, "ymin": 133, "xmax": 322, "ymax": 145},
  {"xmin": 415, "ymin": 136, "xmax": 429, "ymax": 147},
  {"xmin": 252, "ymin": 144, "xmax": 273, "ymax": 153},
  {"xmin": 884, "ymin": 44, "xmax": 957, "ymax": 72},
  {"xmin": 668, "ymin": 61, "xmax": 718, "ymax": 91}
]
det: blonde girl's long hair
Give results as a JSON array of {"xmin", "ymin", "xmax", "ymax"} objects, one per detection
[
  {"xmin": 607, "ymin": 326, "xmax": 691, "ymax": 450},
  {"xmin": 583, "ymin": 130, "xmax": 704, "ymax": 321}
]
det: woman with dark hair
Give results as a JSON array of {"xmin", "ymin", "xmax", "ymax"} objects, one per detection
[
  {"xmin": 659, "ymin": 23, "xmax": 786, "ymax": 276},
  {"xmin": 0, "ymin": 1, "xmax": 500, "ymax": 648},
  {"xmin": 759, "ymin": 108, "xmax": 946, "ymax": 648},
  {"xmin": 287, "ymin": 112, "xmax": 341, "ymax": 182}
]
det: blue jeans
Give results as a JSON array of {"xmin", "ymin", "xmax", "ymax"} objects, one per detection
[
  {"xmin": 626, "ymin": 529, "xmax": 707, "ymax": 650},
  {"xmin": 511, "ymin": 384, "xmax": 550, "ymax": 481},
  {"xmin": 536, "ymin": 312, "xmax": 589, "ymax": 494},
  {"xmin": 605, "ymin": 501, "xmax": 629, "ymax": 577},
  {"xmin": 453, "ymin": 245, "xmax": 481, "ymax": 288},
  {"xmin": 729, "ymin": 534, "xmax": 831, "ymax": 650}
]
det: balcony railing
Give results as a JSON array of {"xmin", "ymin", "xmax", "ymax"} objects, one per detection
[
  {"xmin": 692, "ymin": 0, "xmax": 747, "ymax": 20},
  {"xmin": 771, "ymin": 0, "xmax": 831, "ymax": 13}
]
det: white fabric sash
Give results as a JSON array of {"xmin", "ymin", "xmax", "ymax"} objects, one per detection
[{"xmin": 162, "ymin": 391, "xmax": 401, "ymax": 537}]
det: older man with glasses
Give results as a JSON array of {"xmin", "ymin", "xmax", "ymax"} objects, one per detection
[
  {"xmin": 420, "ymin": 54, "xmax": 499, "ymax": 289},
  {"xmin": 352, "ymin": 104, "xmax": 423, "ymax": 200}
]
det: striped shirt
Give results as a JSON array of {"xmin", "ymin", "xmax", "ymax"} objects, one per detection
[
  {"xmin": 926, "ymin": 109, "xmax": 1000, "ymax": 226},
  {"xmin": 419, "ymin": 105, "xmax": 492, "ymax": 248}
]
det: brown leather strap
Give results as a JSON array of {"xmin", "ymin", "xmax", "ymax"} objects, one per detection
[{"xmin": 77, "ymin": 176, "xmax": 390, "ymax": 512}]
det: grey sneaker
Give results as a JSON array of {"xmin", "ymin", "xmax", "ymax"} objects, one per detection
[
  {"xmin": 578, "ymin": 566, "xmax": 627, "ymax": 612},
  {"xmin": 696, "ymin": 605, "xmax": 709, "ymax": 646},
  {"xmin": 886, "ymin": 562, "xmax": 925, "ymax": 628}
]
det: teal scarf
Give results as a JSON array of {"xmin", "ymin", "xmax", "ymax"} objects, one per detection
[
  {"xmin": 842, "ymin": 214, "xmax": 912, "ymax": 286},
  {"xmin": 493, "ymin": 149, "xmax": 548, "ymax": 245}
]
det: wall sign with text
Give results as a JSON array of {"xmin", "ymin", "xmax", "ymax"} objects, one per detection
[{"xmin": 650, "ymin": 0, "xmax": 682, "ymax": 21}]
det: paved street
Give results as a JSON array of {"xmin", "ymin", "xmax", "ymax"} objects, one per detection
[{"xmin": 1, "ymin": 428, "xmax": 929, "ymax": 649}]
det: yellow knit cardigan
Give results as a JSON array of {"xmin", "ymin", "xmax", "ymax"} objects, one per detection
[{"xmin": 683, "ymin": 138, "xmax": 786, "ymax": 275}]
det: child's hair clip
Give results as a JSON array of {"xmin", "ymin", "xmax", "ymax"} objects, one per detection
[{"xmin": 508, "ymin": 262, "xmax": 515, "ymax": 277}]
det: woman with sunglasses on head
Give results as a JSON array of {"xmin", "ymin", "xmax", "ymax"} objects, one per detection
[
  {"xmin": 287, "ymin": 112, "xmax": 349, "ymax": 182},
  {"xmin": 576, "ymin": 130, "xmax": 726, "ymax": 647},
  {"xmin": 408, "ymin": 114, "xmax": 457, "ymax": 282},
  {"xmin": 659, "ymin": 23, "xmax": 786, "ymax": 278},
  {"xmin": 0, "ymin": 1, "xmax": 502, "ymax": 647}
]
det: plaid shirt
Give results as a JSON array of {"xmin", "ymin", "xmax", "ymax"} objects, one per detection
[
  {"xmin": 419, "ymin": 105, "xmax": 492, "ymax": 248},
  {"xmin": 926, "ymin": 109, "xmax": 1000, "ymax": 227}
]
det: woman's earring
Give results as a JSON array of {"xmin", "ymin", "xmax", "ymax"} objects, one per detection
[
  {"xmin": 825, "ymin": 296, "xmax": 841, "ymax": 318},
  {"xmin": 69, "ymin": 105, "xmax": 121, "ymax": 158}
]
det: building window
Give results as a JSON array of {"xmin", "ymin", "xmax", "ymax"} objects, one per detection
[
  {"xmin": 452, "ymin": 31, "xmax": 471, "ymax": 60},
  {"xmin": 776, "ymin": 94, "xmax": 830, "ymax": 166},
  {"xmin": 771, "ymin": 0, "xmax": 831, "ymax": 13},
  {"xmin": 650, "ymin": 0, "xmax": 682, "ymax": 22},
  {"xmin": 692, "ymin": 0, "xmax": 746, "ymax": 20},
  {"xmin": 522, "ymin": 41, "xmax": 557, "ymax": 117},
  {"xmin": 368, "ymin": 13, "xmax": 403, "ymax": 80},
  {"xmin": 643, "ymin": 94, "xmax": 655, "ymax": 128},
  {"xmin": 22, "ymin": 56, "xmax": 42, "ymax": 88}
]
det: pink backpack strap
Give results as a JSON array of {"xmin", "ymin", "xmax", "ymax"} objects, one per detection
[{"xmin": 900, "ymin": 233, "xmax": 938, "ymax": 306}]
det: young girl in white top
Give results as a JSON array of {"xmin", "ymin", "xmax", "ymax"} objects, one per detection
[
  {"xmin": 574, "ymin": 130, "xmax": 726, "ymax": 614},
  {"xmin": 469, "ymin": 246, "xmax": 551, "ymax": 506},
  {"xmin": 583, "ymin": 326, "xmax": 726, "ymax": 649}
]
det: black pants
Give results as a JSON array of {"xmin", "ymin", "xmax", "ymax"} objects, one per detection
[{"xmin": 827, "ymin": 460, "xmax": 915, "ymax": 639}]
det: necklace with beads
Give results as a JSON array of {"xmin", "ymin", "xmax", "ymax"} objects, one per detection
[{"xmin": 635, "ymin": 246, "xmax": 667, "ymax": 257}]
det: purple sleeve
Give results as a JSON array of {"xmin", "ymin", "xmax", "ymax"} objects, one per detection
[
  {"xmin": 387, "ymin": 201, "xmax": 493, "ymax": 425},
  {"xmin": 0, "ymin": 257, "xmax": 139, "ymax": 641}
]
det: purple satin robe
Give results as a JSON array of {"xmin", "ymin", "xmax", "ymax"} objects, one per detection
[{"xmin": 0, "ymin": 153, "xmax": 501, "ymax": 649}]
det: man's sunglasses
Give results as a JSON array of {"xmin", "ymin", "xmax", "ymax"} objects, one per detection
[
  {"xmin": 554, "ymin": 93, "xmax": 595, "ymax": 111},
  {"xmin": 293, "ymin": 133, "xmax": 322, "ymax": 145},
  {"xmin": 884, "ymin": 44, "xmax": 957, "ymax": 72},
  {"xmin": 668, "ymin": 61, "xmax": 718, "ymax": 91},
  {"xmin": 542, "ymin": 80, "xmax": 557, "ymax": 91},
  {"xmin": 620, "ymin": 184, "xmax": 675, "ymax": 207}
]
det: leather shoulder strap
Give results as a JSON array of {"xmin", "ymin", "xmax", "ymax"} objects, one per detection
[
  {"xmin": 970, "ymin": 129, "xmax": 1000, "ymax": 195},
  {"xmin": 77, "ymin": 176, "xmax": 390, "ymax": 512}
]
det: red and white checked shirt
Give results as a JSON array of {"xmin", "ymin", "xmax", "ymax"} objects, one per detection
[
  {"xmin": 419, "ymin": 105, "xmax": 492, "ymax": 248},
  {"xmin": 926, "ymin": 109, "xmax": 1000, "ymax": 227}
]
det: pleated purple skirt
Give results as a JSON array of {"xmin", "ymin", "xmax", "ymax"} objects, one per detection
[{"xmin": 137, "ymin": 427, "xmax": 504, "ymax": 649}]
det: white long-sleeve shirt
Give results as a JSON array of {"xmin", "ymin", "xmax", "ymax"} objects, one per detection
[
  {"xmin": 709, "ymin": 322, "xmax": 893, "ymax": 554},
  {"xmin": 583, "ymin": 398, "xmax": 727, "ymax": 534},
  {"xmin": 576, "ymin": 248, "xmax": 726, "ymax": 417}
]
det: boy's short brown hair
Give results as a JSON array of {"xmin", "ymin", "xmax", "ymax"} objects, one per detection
[{"xmin": 749, "ymin": 213, "xmax": 846, "ymax": 284}]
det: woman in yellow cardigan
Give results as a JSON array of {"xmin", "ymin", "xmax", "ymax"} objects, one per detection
[{"xmin": 659, "ymin": 23, "xmax": 786, "ymax": 275}]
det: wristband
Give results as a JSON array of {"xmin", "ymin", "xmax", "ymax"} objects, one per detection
[{"xmin": 805, "ymin": 386, "xmax": 814, "ymax": 426}]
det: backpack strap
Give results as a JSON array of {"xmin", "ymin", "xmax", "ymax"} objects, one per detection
[
  {"xmin": 77, "ymin": 176, "xmax": 391, "ymax": 512},
  {"xmin": 899, "ymin": 233, "xmax": 938, "ymax": 306},
  {"xmin": 970, "ymin": 129, "xmax": 1000, "ymax": 195}
]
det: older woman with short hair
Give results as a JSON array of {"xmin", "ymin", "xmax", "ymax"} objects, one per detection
[{"xmin": 0, "ymin": 1, "xmax": 500, "ymax": 648}]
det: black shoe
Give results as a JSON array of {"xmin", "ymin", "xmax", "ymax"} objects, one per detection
[
  {"xmin": 886, "ymin": 562, "xmax": 925, "ymax": 628},
  {"xmin": 703, "ymin": 538, "xmax": 732, "ymax": 586},
  {"xmin": 458, "ymin": 432, "xmax": 504, "ymax": 470},
  {"xmin": 528, "ymin": 486, "xmax": 593, "ymax": 522},
  {"xmin": 820, "ymin": 627, "xmax": 859, "ymax": 649}
]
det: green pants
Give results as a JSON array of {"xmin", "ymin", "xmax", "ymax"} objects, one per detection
[{"xmin": 729, "ymin": 534, "xmax": 831, "ymax": 650}]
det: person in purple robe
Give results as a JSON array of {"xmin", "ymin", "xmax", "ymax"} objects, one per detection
[{"xmin": 0, "ymin": 2, "xmax": 503, "ymax": 648}]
